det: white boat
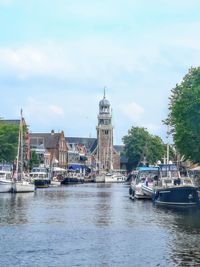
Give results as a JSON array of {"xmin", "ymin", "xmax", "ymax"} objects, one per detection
[
  {"xmin": 0, "ymin": 170, "xmax": 13, "ymax": 193},
  {"xmin": 129, "ymin": 166, "xmax": 159, "ymax": 199},
  {"xmin": 30, "ymin": 167, "xmax": 50, "ymax": 188},
  {"xmin": 13, "ymin": 110, "xmax": 35, "ymax": 193},
  {"xmin": 50, "ymin": 179, "xmax": 61, "ymax": 186},
  {"xmin": 0, "ymin": 164, "xmax": 13, "ymax": 193},
  {"xmin": 105, "ymin": 172, "xmax": 126, "ymax": 183},
  {"xmin": 94, "ymin": 174, "xmax": 105, "ymax": 183},
  {"xmin": 13, "ymin": 179, "xmax": 35, "ymax": 193}
]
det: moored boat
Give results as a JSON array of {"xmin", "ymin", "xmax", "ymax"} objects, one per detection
[
  {"xmin": 30, "ymin": 167, "xmax": 50, "ymax": 188},
  {"xmin": 152, "ymin": 164, "xmax": 199, "ymax": 207},
  {"xmin": 0, "ymin": 165, "xmax": 14, "ymax": 193},
  {"xmin": 105, "ymin": 172, "xmax": 126, "ymax": 183},
  {"xmin": 61, "ymin": 172, "xmax": 84, "ymax": 185},
  {"xmin": 0, "ymin": 168, "xmax": 13, "ymax": 193},
  {"xmin": 13, "ymin": 179, "xmax": 35, "ymax": 193},
  {"xmin": 12, "ymin": 110, "xmax": 35, "ymax": 193},
  {"xmin": 129, "ymin": 166, "xmax": 159, "ymax": 200},
  {"xmin": 94, "ymin": 174, "xmax": 105, "ymax": 183}
]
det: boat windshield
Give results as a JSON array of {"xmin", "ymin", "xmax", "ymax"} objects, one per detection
[
  {"xmin": 160, "ymin": 170, "xmax": 179, "ymax": 178},
  {"xmin": 137, "ymin": 170, "xmax": 159, "ymax": 183}
]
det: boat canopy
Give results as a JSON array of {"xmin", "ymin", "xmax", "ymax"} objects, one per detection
[
  {"xmin": 68, "ymin": 164, "xmax": 84, "ymax": 171},
  {"xmin": 52, "ymin": 167, "xmax": 66, "ymax": 172},
  {"xmin": 136, "ymin": 166, "xmax": 159, "ymax": 171}
]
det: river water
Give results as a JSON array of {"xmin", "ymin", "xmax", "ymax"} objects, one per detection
[{"xmin": 0, "ymin": 183, "xmax": 200, "ymax": 267}]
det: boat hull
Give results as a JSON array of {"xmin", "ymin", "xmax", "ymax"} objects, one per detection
[
  {"xmin": 105, "ymin": 175, "xmax": 126, "ymax": 183},
  {"xmin": 34, "ymin": 178, "xmax": 50, "ymax": 188},
  {"xmin": 129, "ymin": 182, "xmax": 152, "ymax": 200},
  {"xmin": 13, "ymin": 181, "xmax": 35, "ymax": 193},
  {"xmin": 50, "ymin": 180, "xmax": 61, "ymax": 186},
  {"xmin": 141, "ymin": 184, "xmax": 154, "ymax": 197},
  {"xmin": 0, "ymin": 180, "xmax": 13, "ymax": 193},
  {"xmin": 94, "ymin": 175, "xmax": 105, "ymax": 183},
  {"xmin": 153, "ymin": 186, "xmax": 199, "ymax": 207},
  {"xmin": 61, "ymin": 177, "xmax": 84, "ymax": 185}
]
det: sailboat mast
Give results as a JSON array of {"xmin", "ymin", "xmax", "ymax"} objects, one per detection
[{"xmin": 15, "ymin": 125, "xmax": 21, "ymax": 179}]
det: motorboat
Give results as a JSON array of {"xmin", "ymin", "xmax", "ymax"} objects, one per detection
[
  {"xmin": 104, "ymin": 172, "xmax": 127, "ymax": 183},
  {"xmin": 152, "ymin": 164, "xmax": 199, "ymax": 207},
  {"xmin": 129, "ymin": 166, "xmax": 159, "ymax": 200},
  {"xmin": 0, "ymin": 170, "xmax": 13, "ymax": 193},
  {"xmin": 61, "ymin": 172, "xmax": 84, "ymax": 185},
  {"xmin": 94, "ymin": 174, "xmax": 105, "ymax": 183},
  {"xmin": 30, "ymin": 167, "xmax": 50, "ymax": 188}
]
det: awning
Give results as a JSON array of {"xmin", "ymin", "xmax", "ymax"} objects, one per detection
[
  {"xmin": 52, "ymin": 167, "xmax": 66, "ymax": 172},
  {"xmin": 68, "ymin": 164, "xmax": 83, "ymax": 171}
]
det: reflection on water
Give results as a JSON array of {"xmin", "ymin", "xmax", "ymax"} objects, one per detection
[
  {"xmin": 0, "ymin": 193, "xmax": 35, "ymax": 225},
  {"xmin": 0, "ymin": 184, "xmax": 200, "ymax": 266}
]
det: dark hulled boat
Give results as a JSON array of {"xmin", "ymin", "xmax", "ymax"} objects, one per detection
[
  {"xmin": 30, "ymin": 167, "xmax": 50, "ymax": 188},
  {"xmin": 61, "ymin": 172, "xmax": 84, "ymax": 185},
  {"xmin": 153, "ymin": 186, "xmax": 199, "ymax": 207},
  {"xmin": 152, "ymin": 164, "xmax": 199, "ymax": 208}
]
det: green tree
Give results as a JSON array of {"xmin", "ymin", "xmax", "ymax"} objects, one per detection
[
  {"xmin": 29, "ymin": 150, "xmax": 40, "ymax": 171},
  {"xmin": 122, "ymin": 127, "xmax": 165, "ymax": 169},
  {"xmin": 0, "ymin": 123, "xmax": 19, "ymax": 162},
  {"xmin": 168, "ymin": 67, "xmax": 200, "ymax": 163}
]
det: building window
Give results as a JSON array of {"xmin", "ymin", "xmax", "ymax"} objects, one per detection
[{"xmin": 105, "ymin": 130, "xmax": 109, "ymax": 135}]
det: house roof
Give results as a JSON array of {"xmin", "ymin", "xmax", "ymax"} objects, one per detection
[
  {"xmin": 66, "ymin": 137, "xmax": 97, "ymax": 153},
  {"xmin": 30, "ymin": 133, "xmax": 61, "ymax": 149}
]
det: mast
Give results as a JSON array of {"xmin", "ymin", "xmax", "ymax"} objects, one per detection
[
  {"xmin": 20, "ymin": 109, "xmax": 23, "ymax": 176},
  {"xmin": 15, "ymin": 125, "xmax": 21, "ymax": 180}
]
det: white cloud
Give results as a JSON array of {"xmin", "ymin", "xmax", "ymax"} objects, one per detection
[
  {"xmin": 23, "ymin": 97, "xmax": 64, "ymax": 126},
  {"xmin": 119, "ymin": 101, "xmax": 144, "ymax": 121}
]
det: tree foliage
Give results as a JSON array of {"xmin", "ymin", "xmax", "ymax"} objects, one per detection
[
  {"xmin": 168, "ymin": 67, "xmax": 200, "ymax": 163},
  {"xmin": 29, "ymin": 150, "xmax": 39, "ymax": 171},
  {"xmin": 0, "ymin": 123, "xmax": 19, "ymax": 162},
  {"xmin": 122, "ymin": 127, "xmax": 165, "ymax": 168}
]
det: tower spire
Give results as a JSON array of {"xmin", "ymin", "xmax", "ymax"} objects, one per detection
[{"xmin": 103, "ymin": 86, "xmax": 106, "ymax": 99}]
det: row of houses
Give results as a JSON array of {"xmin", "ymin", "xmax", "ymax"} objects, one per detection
[{"xmin": 29, "ymin": 130, "xmax": 127, "ymax": 172}]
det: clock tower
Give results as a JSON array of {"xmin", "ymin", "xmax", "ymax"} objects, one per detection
[{"xmin": 96, "ymin": 89, "xmax": 114, "ymax": 171}]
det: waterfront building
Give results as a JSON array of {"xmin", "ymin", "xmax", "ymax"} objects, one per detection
[
  {"xmin": 66, "ymin": 137, "xmax": 96, "ymax": 172},
  {"xmin": 29, "ymin": 130, "xmax": 68, "ymax": 169}
]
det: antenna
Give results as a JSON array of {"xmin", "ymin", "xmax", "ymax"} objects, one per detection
[{"xmin": 103, "ymin": 86, "xmax": 106, "ymax": 99}]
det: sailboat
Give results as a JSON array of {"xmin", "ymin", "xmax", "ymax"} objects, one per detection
[{"xmin": 12, "ymin": 110, "xmax": 35, "ymax": 193}]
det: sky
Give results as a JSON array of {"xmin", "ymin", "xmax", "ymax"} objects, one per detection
[{"xmin": 1, "ymin": 0, "xmax": 200, "ymax": 145}]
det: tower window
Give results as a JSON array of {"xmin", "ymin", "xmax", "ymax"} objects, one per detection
[{"xmin": 105, "ymin": 130, "xmax": 109, "ymax": 135}]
